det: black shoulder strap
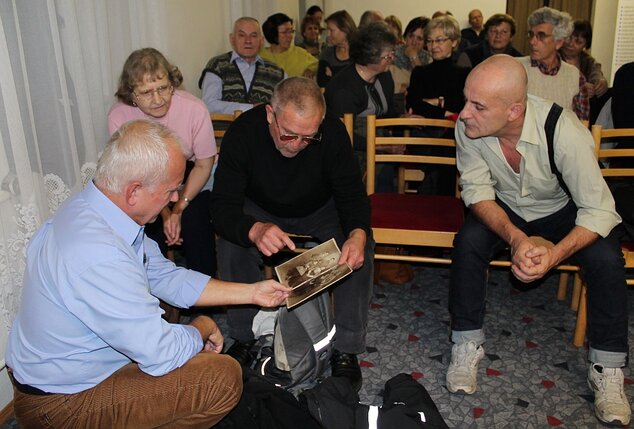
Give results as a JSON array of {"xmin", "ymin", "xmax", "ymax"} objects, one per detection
[{"xmin": 545, "ymin": 103, "xmax": 570, "ymax": 197}]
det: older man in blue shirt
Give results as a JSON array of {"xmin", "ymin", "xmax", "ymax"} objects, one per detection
[{"xmin": 6, "ymin": 120, "xmax": 290, "ymax": 428}]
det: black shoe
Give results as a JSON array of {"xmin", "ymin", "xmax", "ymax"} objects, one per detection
[
  {"xmin": 330, "ymin": 350, "xmax": 362, "ymax": 392},
  {"xmin": 225, "ymin": 339, "xmax": 256, "ymax": 367}
]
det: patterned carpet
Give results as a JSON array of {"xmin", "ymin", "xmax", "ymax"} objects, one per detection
[
  {"xmin": 358, "ymin": 265, "xmax": 634, "ymax": 428},
  {"xmin": 3, "ymin": 265, "xmax": 632, "ymax": 428}
]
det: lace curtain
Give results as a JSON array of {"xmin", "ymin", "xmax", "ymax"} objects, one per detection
[{"xmin": 0, "ymin": 0, "xmax": 166, "ymax": 331}]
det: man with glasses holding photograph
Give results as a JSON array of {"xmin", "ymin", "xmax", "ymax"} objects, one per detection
[
  {"xmin": 516, "ymin": 7, "xmax": 589, "ymax": 121},
  {"xmin": 211, "ymin": 77, "xmax": 373, "ymax": 392}
]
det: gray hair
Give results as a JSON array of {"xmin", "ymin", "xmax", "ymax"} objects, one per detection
[
  {"xmin": 527, "ymin": 7, "xmax": 572, "ymax": 41},
  {"xmin": 270, "ymin": 77, "xmax": 325, "ymax": 117},
  {"xmin": 233, "ymin": 16, "xmax": 260, "ymax": 34},
  {"xmin": 425, "ymin": 15, "xmax": 461, "ymax": 43},
  {"xmin": 94, "ymin": 120, "xmax": 185, "ymax": 194}
]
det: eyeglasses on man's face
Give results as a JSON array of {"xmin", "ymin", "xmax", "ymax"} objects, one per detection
[
  {"xmin": 272, "ymin": 110, "xmax": 322, "ymax": 145},
  {"xmin": 426, "ymin": 37, "xmax": 451, "ymax": 45},
  {"xmin": 134, "ymin": 84, "xmax": 173, "ymax": 103},
  {"xmin": 527, "ymin": 30, "xmax": 553, "ymax": 42}
]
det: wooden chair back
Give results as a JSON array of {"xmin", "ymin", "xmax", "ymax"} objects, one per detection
[
  {"xmin": 573, "ymin": 125, "xmax": 634, "ymax": 347},
  {"xmin": 365, "ymin": 114, "xmax": 463, "ymax": 256},
  {"xmin": 366, "ymin": 115, "xmax": 457, "ymax": 196},
  {"xmin": 210, "ymin": 111, "xmax": 242, "ymax": 147}
]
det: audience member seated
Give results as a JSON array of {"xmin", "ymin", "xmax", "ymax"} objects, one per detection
[
  {"xmin": 109, "ymin": 48, "xmax": 218, "ymax": 277},
  {"xmin": 612, "ymin": 61, "xmax": 634, "ymax": 130},
  {"xmin": 324, "ymin": 21, "xmax": 398, "ymax": 171},
  {"xmin": 432, "ymin": 10, "xmax": 470, "ymax": 61},
  {"xmin": 199, "ymin": 17, "xmax": 285, "ymax": 115},
  {"xmin": 457, "ymin": 13, "xmax": 522, "ymax": 68},
  {"xmin": 318, "ymin": 10, "xmax": 357, "ymax": 87},
  {"xmin": 461, "ymin": 9, "xmax": 485, "ymax": 46},
  {"xmin": 608, "ymin": 61, "xmax": 634, "ymax": 237},
  {"xmin": 516, "ymin": 7, "xmax": 589, "ymax": 121},
  {"xmin": 391, "ymin": 16, "xmax": 432, "ymax": 100},
  {"xmin": 305, "ymin": 5, "xmax": 324, "ymax": 27},
  {"xmin": 560, "ymin": 19, "xmax": 609, "ymax": 124},
  {"xmin": 260, "ymin": 13, "xmax": 318, "ymax": 78},
  {"xmin": 210, "ymin": 77, "xmax": 373, "ymax": 392},
  {"xmin": 406, "ymin": 14, "xmax": 468, "ymax": 120},
  {"xmin": 5, "ymin": 119, "xmax": 290, "ymax": 428},
  {"xmin": 447, "ymin": 55, "xmax": 630, "ymax": 427},
  {"xmin": 385, "ymin": 15, "xmax": 404, "ymax": 45},
  {"xmin": 359, "ymin": 10, "xmax": 384, "ymax": 28},
  {"xmin": 297, "ymin": 15, "xmax": 322, "ymax": 58},
  {"xmin": 405, "ymin": 14, "xmax": 469, "ymax": 195},
  {"xmin": 305, "ymin": 5, "xmax": 327, "ymax": 45}
]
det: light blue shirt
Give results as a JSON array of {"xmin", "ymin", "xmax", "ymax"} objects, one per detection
[
  {"xmin": 201, "ymin": 51, "xmax": 286, "ymax": 114},
  {"xmin": 6, "ymin": 181, "xmax": 210, "ymax": 394}
]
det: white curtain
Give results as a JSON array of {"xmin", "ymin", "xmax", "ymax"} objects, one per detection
[{"xmin": 0, "ymin": 0, "xmax": 166, "ymax": 329}]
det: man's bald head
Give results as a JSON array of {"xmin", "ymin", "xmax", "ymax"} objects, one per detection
[
  {"xmin": 460, "ymin": 55, "xmax": 527, "ymax": 140},
  {"xmin": 468, "ymin": 54, "xmax": 527, "ymax": 106}
]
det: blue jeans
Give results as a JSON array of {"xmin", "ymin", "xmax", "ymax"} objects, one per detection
[
  {"xmin": 449, "ymin": 199, "xmax": 628, "ymax": 366},
  {"xmin": 216, "ymin": 199, "xmax": 374, "ymax": 354}
]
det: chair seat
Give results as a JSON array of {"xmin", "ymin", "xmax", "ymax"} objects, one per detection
[{"xmin": 370, "ymin": 193, "xmax": 464, "ymax": 234}]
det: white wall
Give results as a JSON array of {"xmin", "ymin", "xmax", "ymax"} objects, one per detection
[
  {"xmin": 591, "ymin": 0, "xmax": 619, "ymax": 84},
  {"xmin": 164, "ymin": 1, "xmax": 230, "ymax": 94}
]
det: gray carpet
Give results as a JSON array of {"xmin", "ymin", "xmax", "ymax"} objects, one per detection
[
  {"xmin": 3, "ymin": 265, "xmax": 632, "ymax": 428},
  {"xmin": 357, "ymin": 266, "xmax": 633, "ymax": 428}
]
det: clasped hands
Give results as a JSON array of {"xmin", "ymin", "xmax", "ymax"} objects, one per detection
[{"xmin": 510, "ymin": 235, "xmax": 557, "ymax": 283}]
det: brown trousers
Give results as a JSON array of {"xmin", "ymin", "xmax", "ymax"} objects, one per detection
[{"xmin": 11, "ymin": 352, "xmax": 242, "ymax": 428}]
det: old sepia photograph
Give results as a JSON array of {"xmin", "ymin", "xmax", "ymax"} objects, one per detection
[{"xmin": 275, "ymin": 238, "xmax": 352, "ymax": 309}]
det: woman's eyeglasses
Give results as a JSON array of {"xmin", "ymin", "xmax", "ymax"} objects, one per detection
[
  {"xmin": 272, "ymin": 111, "xmax": 322, "ymax": 145},
  {"xmin": 134, "ymin": 84, "xmax": 173, "ymax": 103}
]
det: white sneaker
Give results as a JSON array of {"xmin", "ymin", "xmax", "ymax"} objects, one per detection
[
  {"xmin": 446, "ymin": 341, "xmax": 484, "ymax": 394},
  {"xmin": 587, "ymin": 363, "xmax": 631, "ymax": 426}
]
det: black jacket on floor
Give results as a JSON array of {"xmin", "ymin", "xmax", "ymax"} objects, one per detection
[{"xmin": 216, "ymin": 368, "xmax": 322, "ymax": 429}]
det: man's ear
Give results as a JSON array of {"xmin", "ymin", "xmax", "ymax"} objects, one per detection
[
  {"xmin": 124, "ymin": 181, "xmax": 143, "ymax": 206},
  {"xmin": 554, "ymin": 38, "xmax": 565, "ymax": 51},
  {"xmin": 265, "ymin": 104, "xmax": 274, "ymax": 124},
  {"xmin": 508, "ymin": 102, "xmax": 524, "ymax": 122}
]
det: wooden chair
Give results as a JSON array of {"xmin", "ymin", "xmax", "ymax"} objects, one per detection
[
  {"xmin": 366, "ymin": 115, "xmax": 464, "ymax": 264},
  {"xmin": 210, "ymin": 111, "xmax": 242, "ymax": 147},
  {"xmin": 366, "ymin": 115, "xmax": 585, "ymax": 345},
  {"xmin": 573, "ymin": 125, "xmax": 634, "ymax": 346}
]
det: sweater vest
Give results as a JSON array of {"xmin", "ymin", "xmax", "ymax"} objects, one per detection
[
  {"xmin": 199, "ymin": 52, "xmax": 284, "ymax": 104},
  {"xmin": 517, "ymin": 56, "xmax": 579, "ymax": 111}
]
